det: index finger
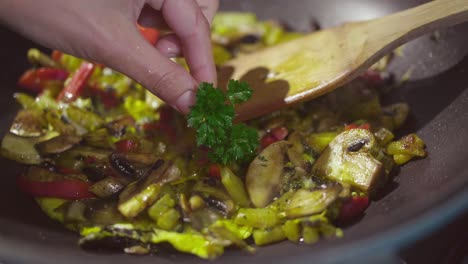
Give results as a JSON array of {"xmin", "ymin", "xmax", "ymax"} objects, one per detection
[{"xmin": 148, "ymin": 0, "xmax": 216, "ymax": 85}]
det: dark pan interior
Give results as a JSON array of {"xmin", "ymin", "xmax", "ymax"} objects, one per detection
[{"xmin": 0, "ymin": 0, "xmax": 467, "ymax": 263}]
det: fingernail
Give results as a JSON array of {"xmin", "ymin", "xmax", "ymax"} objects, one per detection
[{"xmin": 175, "ymin": 90, "xmax": 196, "ymax": 114}]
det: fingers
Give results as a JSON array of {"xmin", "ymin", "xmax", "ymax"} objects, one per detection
[
  {"xmin": 196, "ymin": 0, "xmax": 219, "ymax": 23},
  {"xmin": 155, "ymin": 33, "xmax": 182, "ymax": 58},
  {"xmin": 101, "ymin": 21, "xmax": 197, "ymax": 114},
  {"xmin": 139, "ymin": 0, "xmax": 219, "ymax": 28},
  {"xmin": 146, "ymin": 0, "xmax": 216, "ymax": 85}
]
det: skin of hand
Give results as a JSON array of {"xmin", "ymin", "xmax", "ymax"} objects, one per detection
[{"xmin": 0, "ymin": 0, "xmax": 219, "ymax": 114}]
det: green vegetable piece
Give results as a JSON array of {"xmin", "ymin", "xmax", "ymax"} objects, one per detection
[
  {"xmin": 118, "ymin": 183, "xmax": 163, "ymax": 218},
  {"xmin": 1, "ymin": 133, "xmax": 41, "ymax": 164},
  {"xmin": 66, "ymin": 106, "xmax": 104, "ymax": 131},
  {"xmin": 118, "ymin": 161, "xmax": 180, "ymax": 218},
  {"xmin": 262, "ymin": 22, "xmax": 284, "ymax": 46},
  {"xmin": 189, "ymin": 195, "xmax": 206, "ymax": 211},
  {"xmin": 267, "ymin": 191, "xmax": 295, "ymax": 211},
  {"xmin": 383, "ymin": 103, "xmax": 409, "ymax": 129},
  {"xmin": 210, "ymin": 220, "xmax": 253, "ymax": 240},
  {"xmin": 14, "ymin": 93, "xmax": 35, "ymax": 109},
  {"xmin": 83, "ymin": 128, "xmax": 113, "ymax": 149},
  {"xmin": 282, "ymin": 220, "xmax": 301, "ymax": 242},
  {"xmin": 60, "ymin": 54, "xmax": 83, "ymax": 72},
  {"xmin": 187, "ymin": 81, "xmax": 259, "ymax": 165},
  {"xmin": 148, "ymin": 194, "xmax": 175, "ymax": 222},
  {"xmin": 213, "ymin": 45, "xmax": 232, "ymax": 65},
  {"xmin": 308, "ymin": 131, "xmax": 339, "ymax": 153},
  {"xmin": 220, "ymin": 167, "xmax": 250, "ymax": 207},
  {"xmin": 27, "ymin": 48, "xmax": 60, "ymax": 68},
  {"xmin": 234, "ymin": 208, "xmax": 281, "ymax": 229},
  {"xmin": 386, "ymin": 133, "xmax": 426, "ymax": 165},
  {"xmin": 253, "ymin": 226, "xmax": 286, "ymax": 246},
  {"xmin": 123, "ymin": 96, "xmax": 156, "ymax": 123},
  {"xmin": 192, "ymin": 182, "xmax": 231, "ymax": 201},
  {"xmin": 79, "ymin": 224, "xmax": 224, "ymax": 259},
  {"xmin": 35, "ymin": 197, "xmax": 67, "ymax": 223},
  {"xmin": 374, "ymin": 127, "xmax": 395, "ymax": 146},
  {"xmin": 318, "ymin": 222, "xmax": 343, "ymax": 239},
  {"xmin": 157, "ymin": 208, "xmax": 180, "ymax": 231},
  {"xmin": 302, "ymin": 226, "xmax": 319, "ymax": 244},
  {"xmin": 212, "ymin": 12, "xmax": 257, "ymax": 37},
  {"xmin": 284, "ymin": 187, "xmax": 340, "ymax": 219},
  {"xmin": 206, "ymin": 224, "xmax": 255, "ymax": 253}
]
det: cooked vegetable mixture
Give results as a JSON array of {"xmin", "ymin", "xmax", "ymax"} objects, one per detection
[{"xmin": 1, "ymin": 13, "xmax": 427, "ymax": 259}]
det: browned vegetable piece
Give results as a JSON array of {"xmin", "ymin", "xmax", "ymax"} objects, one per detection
[
  {"xmin": 83, "ymin": 128, "xmax": 113, "ymax": 149},
  {"xmin": 106, "ymin": 115, "xmax": 135, "ymax": 137},
  {"xmin": 89, "ymin": 177, "xmax": 126, "ymax": 198},
  {"xmin": 246, "ymin": 141, "xmax": 289, "ymax": 207},
  {"xmin": 312, "ymin": 129, "xmax": 387, "ymax": 194},
  {"xmin": 286, "ymin": 131, "xmax": 307, "ymax": 169},
  {"xmin": 36, "ymin": 134, "xmax": 82, "ymax": 154},
  {"xmin": 10, "ymin": 109, "xmax": 46, "ymax": 137},
  {"xmin": 386, "ymin": 133, "xmax": 426, "ymax": 165},
  {"xmin": 118, "ymin": 160, "xmax": 181, "ymax": 218}
]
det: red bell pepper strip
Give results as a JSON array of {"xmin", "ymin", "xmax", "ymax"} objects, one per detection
[
  {"xmin": 137, "ymin": 24, "xmax": 160, "ymax": 45},
  {"xmin": 57, "ymin": 62, "xmax": 95, "ymax": 102},
  {"xmin": 51, "ymin": 50, "xmax": 63, "ymax": 62},
  {"xmin": 344, "ymin": 123, "xmax": 371, "ymax": 131},
  {"xmin": 17, "ymin": 174, "xmax": 94, "ymax": 200},
  {"xmin": 87, "ymin": 84, "xmax": 120, "ymax": 109},
  {"xmin": 208, "ymin": 164, "xmax": 221, "ymax": 179},
  {"xmin": 360, "ymin": 70, "xmax": 384, "ymax": 86},
  {"xmin": 338, "ymin": 196, "xmax": 369, "ymax": 222},
  {"xmin": 260, "ymin": 134, "xmax": 277, "ymax": 149},
  {"xmin": 270, "ymin": 126, "xmax": 289, "ymax": 141},
  {"xmin": 260, "ymin": 126, "xmax": 289, "ymax": 149},
  {"xmin": 143, "ymin": 106, "xmax": 177, "ymax": 143},
  {"xmin": 18, "ymin": 68, "xmax": 69, "ymax": 92},
  {"xmin": 115, "ymin": 139, "xmax": 139, "ymax": 153}
]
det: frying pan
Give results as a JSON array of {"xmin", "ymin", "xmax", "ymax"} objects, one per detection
[{"xmin": 0, "ymin": 0, "xmax": 467, "ymax": 263}]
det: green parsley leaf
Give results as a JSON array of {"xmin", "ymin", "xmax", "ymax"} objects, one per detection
[
  {"xmin": 187, "ymin": 80, "xmax": 259, "ymax": 165},
  {"xmin": 226, "ymin": 79, "xmax": 253, "ymax": 105}
]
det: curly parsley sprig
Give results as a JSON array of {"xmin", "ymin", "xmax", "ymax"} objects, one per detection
[{"xmin": 187, "ymin": 80, "xmax": 259, "ymax": 165}]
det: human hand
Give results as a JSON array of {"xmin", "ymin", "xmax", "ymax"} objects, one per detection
[{"xmin": 0, "ymin": 0, "xmax": 219, "ymax": 113}]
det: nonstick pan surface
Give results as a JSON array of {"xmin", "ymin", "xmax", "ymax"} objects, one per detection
[{"xmin": 0, "ymin": 0, "xmax": 467, "ymax": 263}]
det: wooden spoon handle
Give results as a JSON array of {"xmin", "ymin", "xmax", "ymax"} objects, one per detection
[{"xmin": 364, "ymin": 0, "xmax": 468, "ymax": 57}]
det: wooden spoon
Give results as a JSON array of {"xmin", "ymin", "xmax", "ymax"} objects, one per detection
[{"xmin": 219, "ymin": 0, "xmax": 468, "ymax": 121}]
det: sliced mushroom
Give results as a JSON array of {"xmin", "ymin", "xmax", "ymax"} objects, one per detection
[
  {"xmin": 36, "ymin": 134, "xmax": 82, "ymax": 154},
  {"xmin": 109, "ymin": 153, "xmax": 137, "ymax": 179},
  {"xmin": 246, "ymin": 140, "xmax": 289, "ymax": 207},
  {"xmin": 284, "ymin": 186, "xmax": 340, "ymax": 218},
  {"xmin": 10, "ymin": 109, "xmax": 46, "ymax": 137},
  {"xmin": 89, "ymin": 177, "xmax": 126, "ymax": 198},
  {"xmin": 312, "ymin": 129, "xmax": 387, "ymax": 194}
]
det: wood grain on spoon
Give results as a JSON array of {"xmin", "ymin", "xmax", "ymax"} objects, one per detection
[{"xmin": 218, "ymin": 0, "xmax": 468, "ymax": 121}]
